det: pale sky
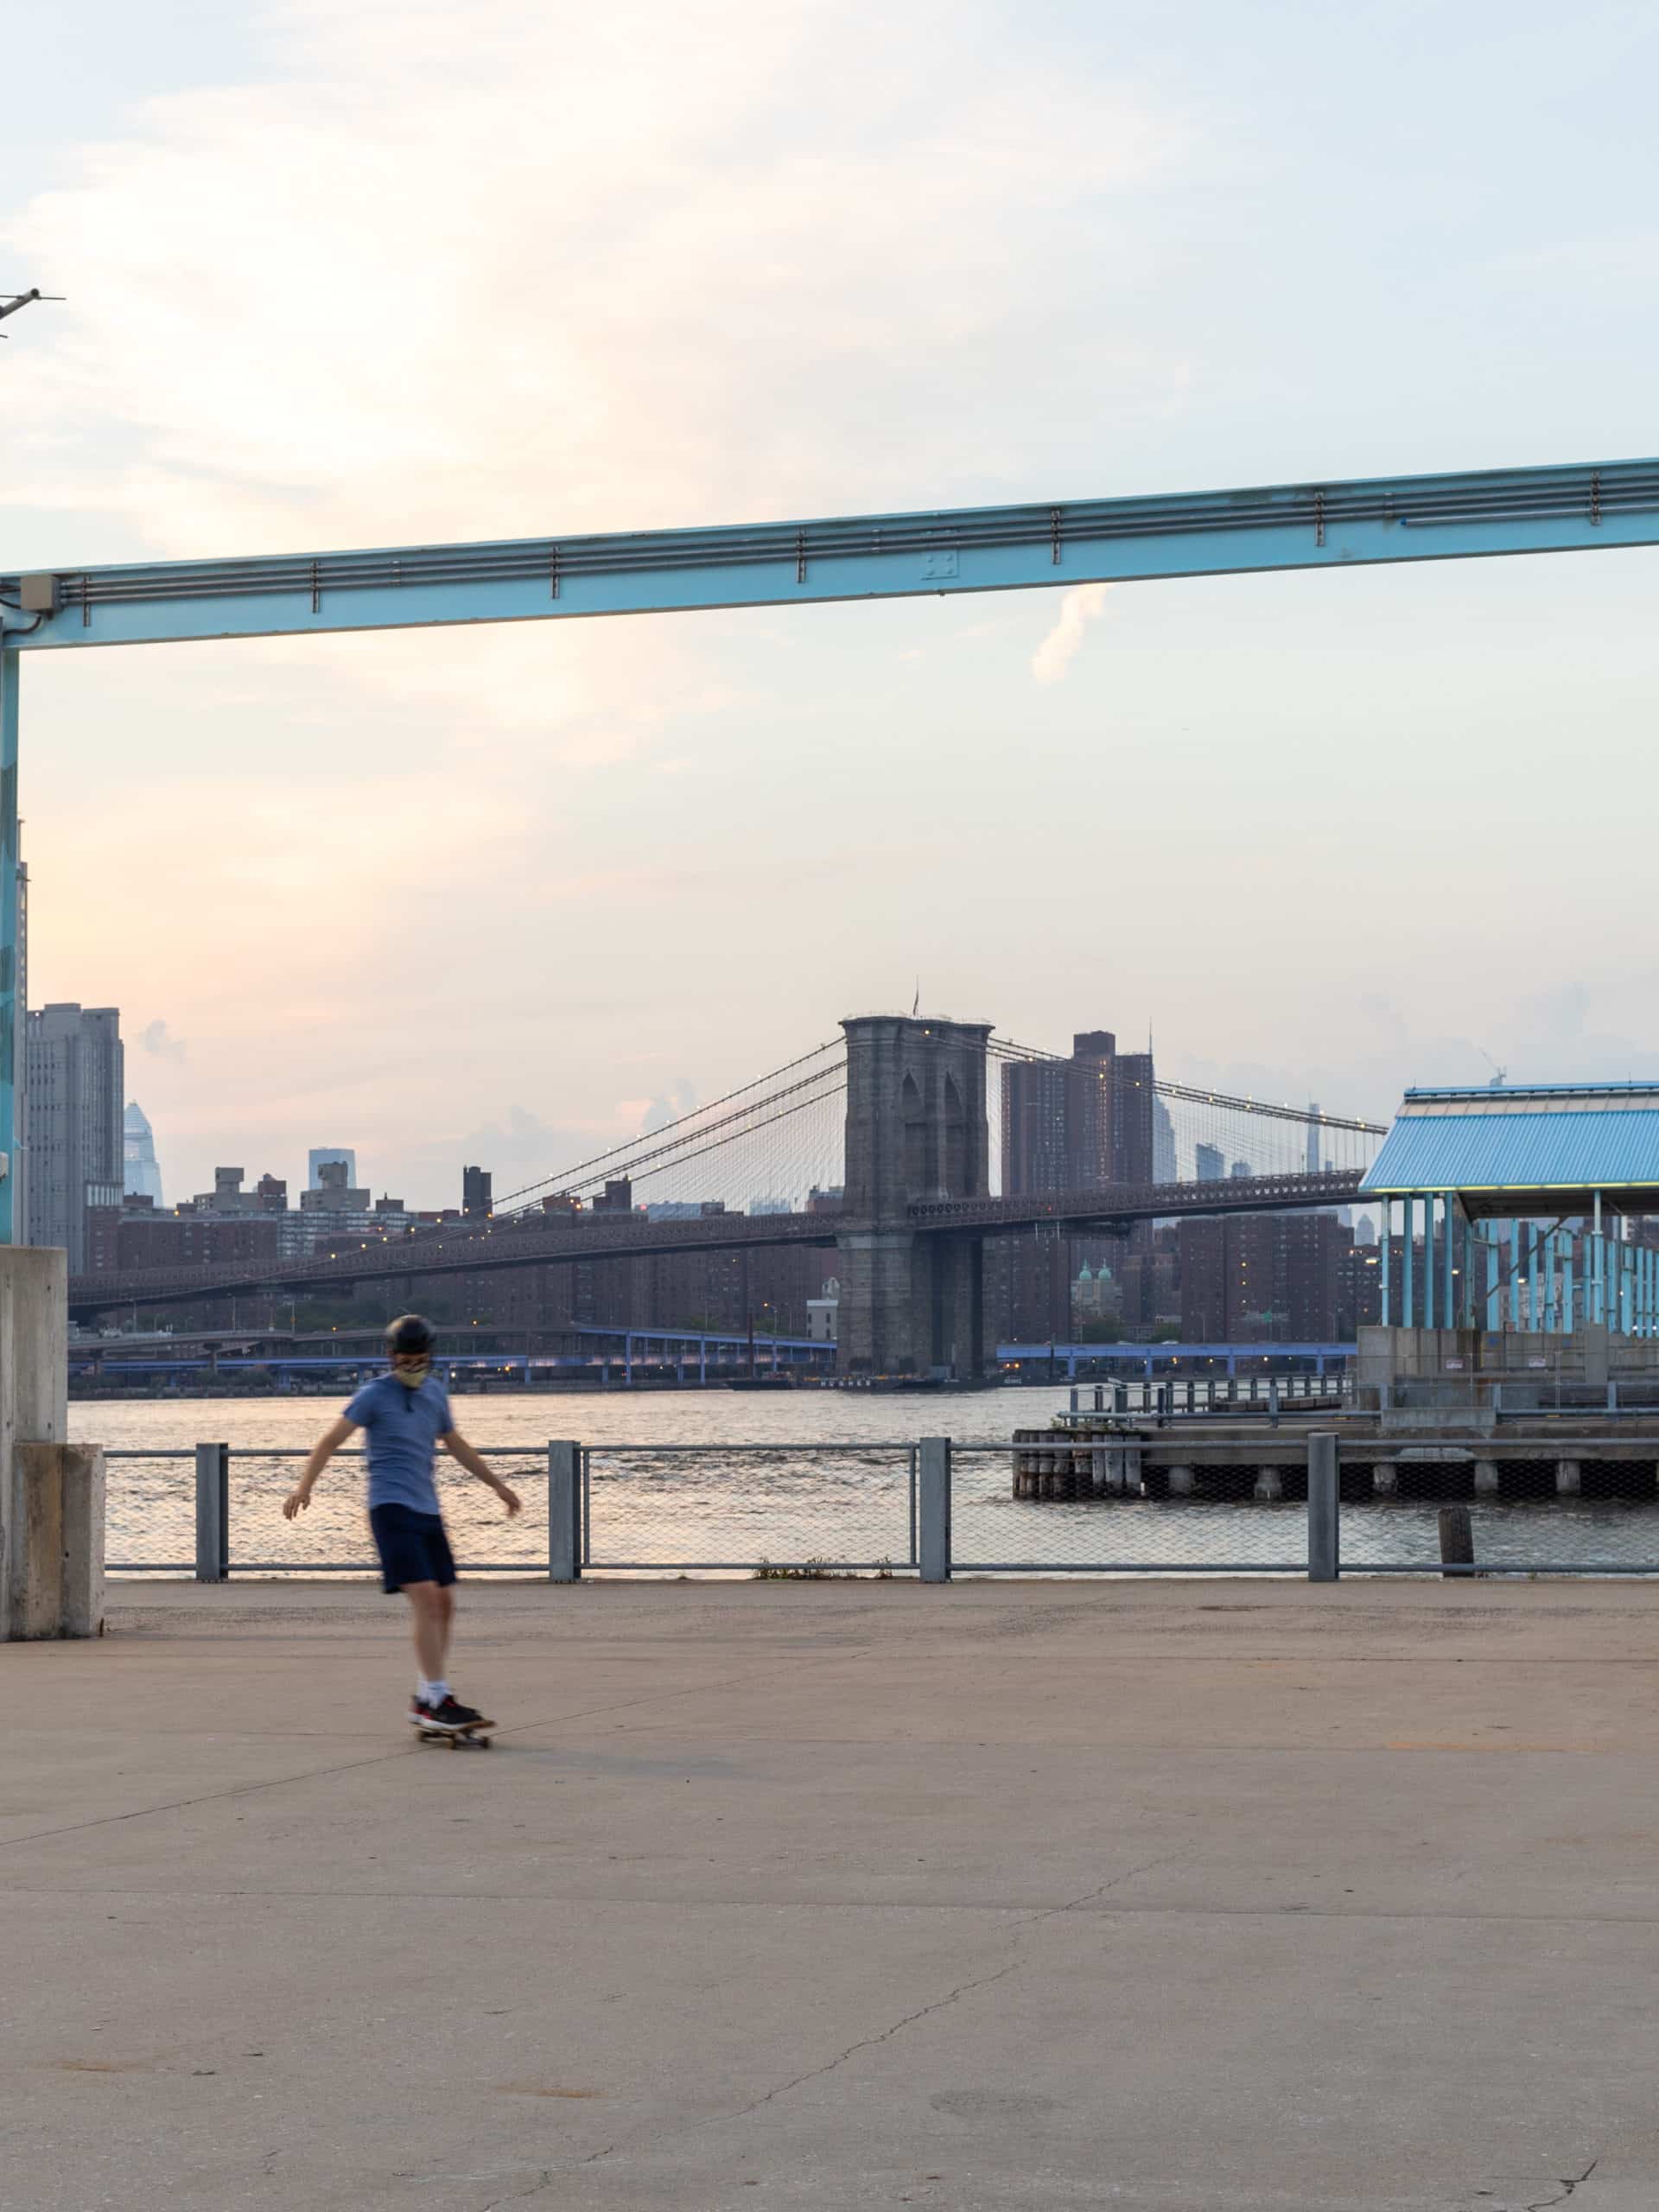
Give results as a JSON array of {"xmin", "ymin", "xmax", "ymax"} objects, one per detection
[{"xmin": 5, "ymin": 0, "xmax": 1659, "ymax": 1207}]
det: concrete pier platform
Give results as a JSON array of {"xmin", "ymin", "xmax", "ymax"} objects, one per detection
[{"xmin": 6, "ymin": 1580, "xmax": 1659, "ymax": 2211}]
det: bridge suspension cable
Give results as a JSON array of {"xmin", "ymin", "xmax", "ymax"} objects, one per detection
[{"xmin": 498, "ymin": 1039, "xmax": 847, "ymax": 1219}]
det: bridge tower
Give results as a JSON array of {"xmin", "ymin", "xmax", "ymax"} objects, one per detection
[{"xmin": 836, "ymin": 1014, "xmax": 992, "ymax": 1379}]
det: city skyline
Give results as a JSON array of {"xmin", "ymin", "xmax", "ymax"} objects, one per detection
[{"xmin": 7, "ymin": 2, "xmax": 1659, "ymax": 1208}]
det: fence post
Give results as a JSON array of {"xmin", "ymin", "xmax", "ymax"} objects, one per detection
[
  {"xmin": 194, "ymin": 1442, "xmax": 229, "ymax": 1582},
  {"xmin": 548, "ymin": 1440, "xmax": 582, "ymax": 1582},
  {"xmin": 918, "ymin": 1436, "xmax": 951, "ymax": 1584},
  {"xmin": 1306, "ymin": 1432, "xmax": 1339, "ymax": 1583}
]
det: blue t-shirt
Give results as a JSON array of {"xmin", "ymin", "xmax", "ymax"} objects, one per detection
[{"xmin": 343, "ymin": 1372, "xmax": 454, "ymax": 1514}]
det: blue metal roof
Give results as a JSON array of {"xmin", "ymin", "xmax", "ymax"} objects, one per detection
[{"xmin": 1362, "ymin": 1090, "xmax": 1659, "ymax": 1198}]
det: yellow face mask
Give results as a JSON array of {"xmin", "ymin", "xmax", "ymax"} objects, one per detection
[{"xmin": 393, "ymin": 1357, "xmax": 431, "ymax": 1389}]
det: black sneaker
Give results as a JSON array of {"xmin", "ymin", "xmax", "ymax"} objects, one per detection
[{"xmin": 429, "ymin": 1693, "xmax": 487, "ymax": 1732}]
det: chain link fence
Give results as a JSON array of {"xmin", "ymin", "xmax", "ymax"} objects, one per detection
[
  {"xmin": 1332, "ymin": 1441, "xmax": 1659, "ymax": 1576},
  {"xmin": 954, "ymin": 1442, "xmax": 1312, "ymax": 1573},
  {"xmin": 105, "ymin": 1446, "xmax": 551, "ymax": 1576},
  {"xmin": 102, "ymin": 1431, "xmax": 1659, "ymax": 1582},
  {"xmin": 582, "ymin": 1445, "xmax": 916, "ymax": 1573}
]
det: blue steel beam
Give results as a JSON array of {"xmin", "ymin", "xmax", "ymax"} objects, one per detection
[{"xmin": 6, "ymin": 455, "xmax": 1659, "ymax": 652}]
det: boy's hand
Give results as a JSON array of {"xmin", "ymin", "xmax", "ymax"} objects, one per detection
[
  {"xmin": 497, "ymin": 1484, "xmax": 522, "ymax": 1518},
  {"xmin": 282, "ymin": 1487, "xmax": 312, "ymax": 1521}
]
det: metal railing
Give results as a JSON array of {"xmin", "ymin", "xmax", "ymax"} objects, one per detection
[{"xmin": 103, "ymin": 1433, "xmax": 1659, "ymax": 1583}]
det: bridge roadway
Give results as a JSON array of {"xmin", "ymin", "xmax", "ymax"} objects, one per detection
[{"xmin": 66, "ymin": 1168, "xmax": 1364, "ymax": 1320}]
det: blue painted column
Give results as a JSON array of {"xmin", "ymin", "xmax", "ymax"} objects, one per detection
[
  {"xmin": 1529, "ymin": 1225, "xmax": 1540, "ymax": 1332},
  {"xmin": 1379, "ymin": 1198, "xmax": 1391, "ymax": 1325},
  {"xmin": 1510, "ymin": 1220, "xmax": 1522, "ymax": 1332},
  {"xmin": 1444, "ymin": 1195, "xmax": 1456, "ymax": 1332},
  {"xmin": 0, "ymin": 647, "xmax": 16, "ymax": 1244},
  {"xmin": 1425, "ymin": 1195, "xmax": 1438, "ymax": 1330},
  {"xmin": 1486, "ymin": 1232, "xmax": 1499, "ymax": 1332},
  {"xmin": 1402, "ymin": 1197, "xmax": 1415, "ymax": 1329}
]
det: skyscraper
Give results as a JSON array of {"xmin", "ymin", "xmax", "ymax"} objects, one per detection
[
  {"xmin": 124, "ymin": 1102, "xmax": 164, "ymax": 1205},
  {"xmin": 1001, "ymin": 1057, "xmax": 1068, "ymax": 1195},
  {"xmin": 24, "ymin": 1003, "xmax": 124, "ymax": 1268},
  {"xmin": 1064, "ymin": 1030, "xmax": 1116, "ymax": 1187},
  {"xmin": 308, "ymin": 1147, "xmax": 357, "ymax": 1189},
  {"xmin": 1001, "ymin": 1029, "xmax": 1162, "ymax": 1194},
  {"xmin": 1111, "ymin": 1051, "xmax": 1157, "ymax": 1185}
]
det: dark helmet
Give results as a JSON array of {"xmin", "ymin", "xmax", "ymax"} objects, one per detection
[{"xmin": 385, "ymin": 1313, "xmax": 435, "ymax": 1357}]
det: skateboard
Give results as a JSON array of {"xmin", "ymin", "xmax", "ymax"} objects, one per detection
[{"xmin": 413, "ymin": 1717, "xmax": 495, "ymax": 1749}]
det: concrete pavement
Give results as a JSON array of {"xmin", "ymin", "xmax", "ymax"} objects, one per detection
[{"xmin": 5, "ymin": 1577, "xmax": 1659, "ymax": 2210}]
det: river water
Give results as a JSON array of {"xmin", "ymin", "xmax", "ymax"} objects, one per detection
[{"xmin": 75, "ymin": 1387, "xmax": 1659, "ymax": 1579}]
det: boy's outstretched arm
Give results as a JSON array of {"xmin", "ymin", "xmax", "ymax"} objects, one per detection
[
  {"xmin": 283, "ymin": 1416, "xmax": 359, "ymax": 1520},
  {"xmin": 443, "ymin": 1430, "xmax": 523, "ymax": 1516}
]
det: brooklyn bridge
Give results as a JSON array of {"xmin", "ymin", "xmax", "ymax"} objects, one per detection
[{"xmin": 70, "ymin": 1016, "xmax": 1381, "ymax": 1376}]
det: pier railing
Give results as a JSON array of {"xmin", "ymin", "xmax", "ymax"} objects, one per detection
[{"xmin": 104, "ymin": 1433, "xmax": 1659, "ymax": 1583}]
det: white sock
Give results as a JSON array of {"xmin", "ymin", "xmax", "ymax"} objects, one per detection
[{"xmin": 417, "ymin": 1676, "xmax": 449, "ymax": 1703}]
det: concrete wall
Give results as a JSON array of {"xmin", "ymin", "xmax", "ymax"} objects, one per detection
[
  {"xmin": 1, "ymin": 1245, "xmax": 69, "ymax": 1639},
  {"xmin": 1356, "ymin": 1320, "xmax": 1659, "ymax": 1408},
  {"xmin": 14, "ymin": 1442, "xmax": 104, "ymax": 1639}
]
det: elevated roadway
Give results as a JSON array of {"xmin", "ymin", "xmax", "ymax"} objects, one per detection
[{"xmin": 66, "ymin": 1168, "xmax": 1365, "ymax": 1321}]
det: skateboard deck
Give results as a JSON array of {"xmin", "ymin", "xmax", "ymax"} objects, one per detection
[{"xmin": 412, "ymin": 1716, "xmax": 494, "ymax": 1749}]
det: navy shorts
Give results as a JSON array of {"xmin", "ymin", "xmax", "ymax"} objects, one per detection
[{"xmin": 369, "ymin": 1504, "xmax": 456, "ymax": 1594}]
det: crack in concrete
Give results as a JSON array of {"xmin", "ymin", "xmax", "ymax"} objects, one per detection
[
  {"xmin": 475, "ymin": 2171, "xmax": 556, "ymax": 2211},
  {"xmin": 722, "ymin": 1958, "xmax": 1027, "ymax": 2124},
  {"xmin": 1525, "ymin": 2158, "xmax": 1599, "ymax": 2211},
  {"xmin": 1014, "ymin": 1845, "xmax": 1193, "ymax": 1927},
  {"xmin": 570, "ymin": 1851, "xmax": 1192, "ymax": 2166}
]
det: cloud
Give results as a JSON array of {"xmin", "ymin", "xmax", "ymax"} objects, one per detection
[
  {"xmin": 4, "ymin": 3, "xmax": 1188, "ymax": 562},
  {"xmin": 138, "ymin": 1018, "xmax": 187, "ymax": 1062},
  {"xmin": 1031, "ymin": 583, "xmax": 1112, "ymax": 684},
  {"xmin": 641, "ymin": 1078, "xmax": 700, "ymax": 1135},
  {"xmin": 0, "ymin": 2, "xmax": 1193, "ymax": 1203}
]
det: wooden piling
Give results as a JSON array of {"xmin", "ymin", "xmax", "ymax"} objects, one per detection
[{"xmin": 1438, "ymin": 1504, "xmax": 1475, "ymax": 1578}]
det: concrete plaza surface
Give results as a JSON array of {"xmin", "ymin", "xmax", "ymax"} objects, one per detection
[{"xmin": 6, "ymin": 1582, "xmax": 1659, "ymax": 2212}]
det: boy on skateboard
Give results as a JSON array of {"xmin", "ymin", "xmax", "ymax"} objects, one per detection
[{"xmin": 283, "ymin": 1313, "xmax": 522, "ymax": 1733}]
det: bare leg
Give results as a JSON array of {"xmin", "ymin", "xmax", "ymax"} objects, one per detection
[
  {"xmin": 404, "ymin": 1582, "xmax": 447, "ymax": 1684},
  {"xmin": 435, "ymin": 1585, "xmax": 456, "ymax": 1681}
]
